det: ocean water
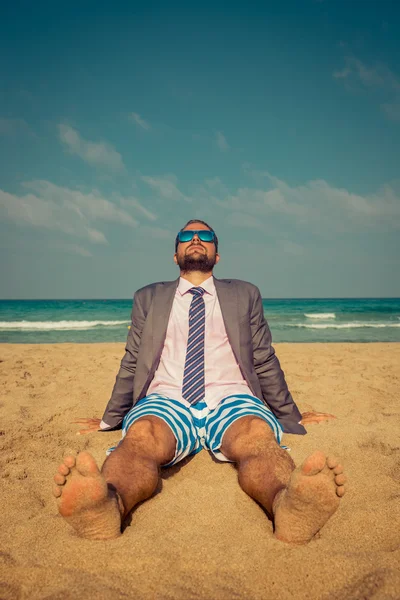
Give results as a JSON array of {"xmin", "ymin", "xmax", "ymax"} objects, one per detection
[{"xmin": 0, "ymin": 298, "xmax": 399, "ymax": 344}]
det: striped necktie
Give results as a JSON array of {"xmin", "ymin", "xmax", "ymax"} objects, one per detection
[{"xmin": 182, "ymin": 287, "xmax": 206, "ymax": 405}]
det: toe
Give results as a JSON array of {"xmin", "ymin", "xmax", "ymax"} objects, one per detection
[
  {"xmin": 327, "ymin": 456, "xmax": 339, "ymax": 469},
  {"xmin": 75, "ymin": 451, "xmax": 100, "ymax": 477},
  {"xmin": 54, "ymin": 473, "xmax": 66, "ymax": 485},
  {"xmin": 64, "ymin": 456, "xmax": 75, "ymax": 469},
  {"xmin": 52, "ymin": 484, "xmax": 62, "ymax": 498},
  {"xmin": 333, "ymin": 464, "xmax": 343, "ymax": 475},
  {"xmin": 336, "ymin": 485, "xmax": 345, "ymax": 497},
  {"xmin": 335, "ymin": 474, "xmax": 346, "ymax": 485},
  {"xmin": 58, "ymin": 464, "xmax": 69, "ymax": 476},
  {"xmin": 301, "ymin": 450, "xmax": 326, "ymax": 476}
]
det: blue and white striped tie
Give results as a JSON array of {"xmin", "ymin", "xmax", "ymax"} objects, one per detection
[{"xmin": 182, "ymin": 287, "xmax": 206, "ymax": 405}]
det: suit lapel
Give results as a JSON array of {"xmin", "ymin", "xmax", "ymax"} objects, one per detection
[
  {"xmin": 214, "ymin": 278, "xmax": 241, "ymax": 363},
  {"xmin": 151, "ymin": 279, "xmax": 179, "ymax": 367},
  {"xmin": 151, "ymin": 276, "xmax": 241, "ymax": 369}
]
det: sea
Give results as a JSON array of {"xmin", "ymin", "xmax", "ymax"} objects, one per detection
[{"xmin": 1, "ymin": 298, "xmax": 400, "ymax": 343}]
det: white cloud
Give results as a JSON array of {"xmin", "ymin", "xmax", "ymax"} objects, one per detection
[
  {"xmin": 333, "ymin": 54, "xmax": 400, "ymax": 122},
  {"xmin": 51, "ymin": 242, "xmax": 93, "ymax": 257},
  {"xmin": 0, "ymin": 187, "xmax": 108, "ymax": 244},
  {"xmin": 216, "ymin": 131, "xmax": 230, "ymax": 151},
  {"xmin": 141, "ymin": 174, "xmax": 192, "ymax": 203},
  {"xmin": 0, "ymin": 181, "xmax": 158, "ymax": 245},
  {"xmin": 215, "ymin": 171, "xmax": 400, "ymax": 233},
  {"xmin": 23, "ymin": 181, "xmax": 138, "ymax": 227},
  {"xmin": 140, "ymin": 225, "xmax": 173, "ymax": 240},
  {"xmin": 129, "ymin": 112, "xmax": 150, "ymax": 130},
  {"xmin": 333, "ymin": 56, "xmax": 388, "ymax": 87},
  {"xmin": 204, "ymin": 177, "xmax": 229, "ymax": 193},
  {"xmin": 225, "ymin": 212, "xmax": 269, "ymax": 231},
  {"xmin": 119, "ymin": 196, "xmax": 157, "ymax": 221},
  {"xmin": 58, "ymin": 124, "xmax": 124, "ymax": 170},
  {"xmin": 69, "ymin": 245, "xmax": 92, "ymax": 257}
]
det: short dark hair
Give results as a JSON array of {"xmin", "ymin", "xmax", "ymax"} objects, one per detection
[{"xmin": 175, "ymin": 219, "xmax": 219, "ymax": 252}]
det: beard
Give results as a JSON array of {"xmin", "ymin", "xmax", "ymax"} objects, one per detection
[{"xmin": 176, "ymin": 247, "xmax": 217, "ymax": 273}]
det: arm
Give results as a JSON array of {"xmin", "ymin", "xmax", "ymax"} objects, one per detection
[
  {"xmin": 251, "ymin": 288, "xmax": 307, "ymax": 435},
  {"xmin": 100, "ymin": 290, "xmax": 147, "ymax": 429}
]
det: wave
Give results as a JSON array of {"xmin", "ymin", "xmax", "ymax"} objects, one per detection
[
  {"xmin": 288, "ymin": 322, "xmax": 400, "ymax": 329},
  {"xmin": 0, "ymin": 320, "xmax": 129, "ymax": 331},
  {"xmin": 304, "ymin": 313, "xmax": 336, "ymax": 319}
]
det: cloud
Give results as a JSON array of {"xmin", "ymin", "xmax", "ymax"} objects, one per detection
[
  {"xmin": 129, "ymin": 112, "xmax": 150, "ymax": 130},
  {"xmin": 225, "ymin": 212, "xmax": 269, "ymax": 231},
  {"xmin": 0, "ymin": 180, "xmax": 158, "ymax": 246},
  {"xmin": 141, "ymin": 174, "xmax": 192, "ymax": 203},
  {"xmin": 0, "ymin": 187, "xmax": 108, "ymax": 244},
  {"xmin": 333, "ymin": 67, "xmax": 352, "ymax": 79},
  {"xmin": 119, "ymin": 196, "xmax": 157, "ymax": 221},
  {"xmin": 0, "ymin": 118, "xmax": 32, "ymax": 136},
  {"xmin": 333, "ymin": 55, "xmax": 398, "ymax": 91},
  {"xmin": 58, "ymin": 124, "xmax": 124, "ymax": 170},
  {"xmin": 69, "ymin": 245, "xmax": 92, "ymax": 257},
  {"xmin": 216, "ymin": 131, "xmax": 230, "ymax": 151},
  {"xmin": 52, "ymin": 242, "xmax": 93, "ymax": 257},
  {"xmin": 333, "ymin": 54, "xmax": 400, "ymax": 122},
  {"xmin": 139, "ymin": 225, "xmax": 173, "ymax": 240},
  {"xmin": 24, "ymin": 180, "xmax": 139, "ymax": 227},
  {"xmin": 214, "ymin": 171, "xmax": 400, "ymax": 233}
]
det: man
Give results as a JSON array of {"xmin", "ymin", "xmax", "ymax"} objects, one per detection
[{"xmin": 53, "ymin": 220, "xmax": 346, "ymax": 544}]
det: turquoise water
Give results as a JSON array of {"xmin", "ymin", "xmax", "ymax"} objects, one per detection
[{"xmin": 0, "ymin": 298, "xmax": 399, "ymax": 343}]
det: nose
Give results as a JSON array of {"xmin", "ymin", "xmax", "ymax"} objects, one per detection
[{"xmin": 192, "ymin": 233, "xmax": 201, "ymax": 242}]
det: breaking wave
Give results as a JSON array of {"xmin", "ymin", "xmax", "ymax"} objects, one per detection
[
  {"xmin": 0, "ymin": 320, "xmax": 129, "ymax": 331},
  {"xmin": 288, "ymin": 322, "xmax": 400, "ymax": 329},
  {"xmin": 304, "ymin": 313, "xmax": 336, "ymax": 319}
]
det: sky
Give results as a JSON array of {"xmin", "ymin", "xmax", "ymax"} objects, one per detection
[{"xmin": 0, "ymin": 0, "xmax": 399, "ymax": 299}]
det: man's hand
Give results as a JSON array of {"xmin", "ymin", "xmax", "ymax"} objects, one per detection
[
  {"xmin": 299, "ymin": 411, "xmax": 336, "ymax": 425},
  {"xmin": 72, "ymin": 417, "xmax": 102, "ymax": 435}
]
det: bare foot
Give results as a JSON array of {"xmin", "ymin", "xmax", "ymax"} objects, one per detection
[
  {"xmin": 52, "ymin": 451, "xmax": 122, "ymax": 540},
  {"xmin": 273, "ymin": 450, "xmax": 346, "ymax": 544}
]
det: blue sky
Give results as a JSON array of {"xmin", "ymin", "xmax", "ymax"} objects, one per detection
[{"xmin": 0, "ymin": 0, "xmax": 399, "ymax": 299}]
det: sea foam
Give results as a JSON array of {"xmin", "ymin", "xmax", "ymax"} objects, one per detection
[
  {"xmin": 289, "ymin": 322, "xmax": 400, "ymax": 329},
  {"xmin": 0, "ymin": 320, "xmax": 129, "ymax": 331},
  {"xmin": 304, "ymin": 313, "xmax": 336, "ymax": 319}
]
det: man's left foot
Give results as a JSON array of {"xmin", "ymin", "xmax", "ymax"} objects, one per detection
[{"xmin": 273, "ymin": 450, "xmax": 346, "ymax": 544}]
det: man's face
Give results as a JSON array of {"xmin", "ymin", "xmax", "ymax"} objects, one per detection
[{"xmin": 174, "ymin": 222, "xmax": 220, "ymax": 273}]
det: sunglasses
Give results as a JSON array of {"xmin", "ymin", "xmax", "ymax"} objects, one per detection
[{"xmin": 177, "ymin": 230, "xmax": 216, "ymax": 243}]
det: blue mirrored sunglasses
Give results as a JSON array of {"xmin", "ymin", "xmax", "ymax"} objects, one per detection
[{"xmin": 177, "ymin": 230, "xmax": 215, "ymax": 243}]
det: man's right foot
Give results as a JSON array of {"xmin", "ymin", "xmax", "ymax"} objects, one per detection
[{"xmin": 52, "ymin": 451, "xmax": 122, "ymax": 540}]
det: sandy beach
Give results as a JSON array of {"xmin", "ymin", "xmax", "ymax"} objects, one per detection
[{"xmin": 1, "ymin": 342, "xmax": 399, "ymax": 600}]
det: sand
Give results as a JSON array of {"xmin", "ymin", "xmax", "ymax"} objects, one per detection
[{"xmin": 0, "ymin": 342, "xmax": 399, "ymax": 600}]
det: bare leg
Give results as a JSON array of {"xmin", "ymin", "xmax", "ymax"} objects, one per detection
[
  {"xmin": 221, "ymin": 416, "xmax": 346, "ymax": 544},
  {"xmin": 52, "ymin": 417, "xmax": 176, "ymax": 540}
]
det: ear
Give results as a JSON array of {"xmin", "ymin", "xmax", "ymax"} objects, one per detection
[
  {"xmin": 215, "ymin": 253, "xmax": 220, "ymax": 264},
  {"xmin": 173, "ymin": 253, "xmax": 178, "ymax": 265}
]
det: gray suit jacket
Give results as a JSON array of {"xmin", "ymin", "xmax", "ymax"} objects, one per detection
[{"xmin": 102, "ymin": 277, "xmax": 307, "ymax": 435}]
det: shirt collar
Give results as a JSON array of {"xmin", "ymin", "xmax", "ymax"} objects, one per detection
[{"xmin": 178, "ymin": 275, "xmax": 215, "ymax": 296}]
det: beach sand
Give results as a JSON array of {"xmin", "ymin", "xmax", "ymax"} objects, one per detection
[{"xmin": 0, "ymin": 342, "xmax": 399, "ymax": 600}]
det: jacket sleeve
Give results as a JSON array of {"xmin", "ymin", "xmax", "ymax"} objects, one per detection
[
  {"xmin": 101, "ymin": 291, "xmax": 147, "ymax": 429},
  {"xmin": 251, "ymin": 287, "xmax": 307, "ymax": 435}
]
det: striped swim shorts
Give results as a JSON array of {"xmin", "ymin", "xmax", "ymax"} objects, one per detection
[{"xmin": 107, "ymin": 393, "xmax": 286, "ymax": 467}]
